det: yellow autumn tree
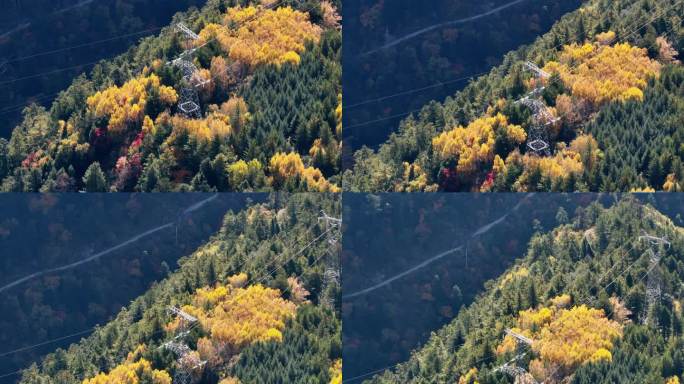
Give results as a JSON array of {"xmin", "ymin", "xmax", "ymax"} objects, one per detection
[
  {"xmin": 218, "ymin": 378, "xmax": 240, "ymax": 384},
  {"xmin": 320, "ymin": 1, "xmax": 341, "ymax": 29},
  {"xmin": 227, "ymin": 159, "xmax": 262, "ymax": 189},
  {"xmin": 458, "ymin": 367, "xmax": 479, "ymax": 384},
  {"xmin": 568, "ymin": 134, "xmax": 602, "ymax": 171},
  {"xmin": 170, "ymin": 283, "xmax": 296, "ymax": 356},
  {"xmin": 595, "ymin": 31, "xmax": 616, "ymax": 46},
  {"xmin": 210, "ymin": 55, "xmax": 233, "ymax": 90},
  {"xmin": 87, "ymin": 74, "xmax": 177, "ymax": 134},
  {"xmin": 287, "ymin": 276, "xmax": 311, "ymax": 305},
  {"xmin": 664, "ymin": 173, "xmax": 681, "ymax": 192},
  {"xmin": 309, "ymin": 138, "xmax": 327, "ymax": 160},
  {"xmin": 497, "ymin": 302, "xmax": 622, "ymax": 381},
  {"xmin": 228, "ymin": 272, "xmax": 249, "ymax": 288},
  {"xmin": 335, "ymin": 94, "xmax": 342, "ymax": 137},
  {"xmin": 506, "ymin": 145, "xmax": 584, "ymax": 191},
  {"xmin": 82, "ymin": 359, "xmax": 171, "ymax": 384},
  {"xmin": 542, "ymin": 37, "xmax": 660, "ymax": 106},
  {"xmin": 203, "ymin": 284, "xmax": 295, "ymax": 352},
  {"xmin": 269, "ymin": 152, "xmax": 340, "ymax": 192},
  {"xmin": 219, "ymin": 97, "xmax": 250, "ymax": 133},
  {"xmin": 550, "ymin": 294, "xmax": 572, "ymax": 309},
  {"xmin": 535, "ymin": 305, "xmax": 621, "ymax": 372},
  {"xmin": 432, "ymin": 113, "xmax": 526, "ymax": 175},
  {"xmin": 169, "ymin": 111, "xmax": 232, "ymax": 142},
  {"xmin": 397, "ymin": 162, "xmax": 430, "ymax": 192},
  {"xmin": 329, "ymin": 359, "xmax": 342, "ymax": 384},
  {"xmin": 197, "ymin": 6, "xmax": 321, "ymax": 69}
]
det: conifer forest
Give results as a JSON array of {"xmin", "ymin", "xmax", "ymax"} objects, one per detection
[{"xmin": 4, "ymin": 0, "xmax": 684, "ymax": 383}]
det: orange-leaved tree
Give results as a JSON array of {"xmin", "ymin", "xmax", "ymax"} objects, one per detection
[
  {"xmin": 197, "ymin": 6, "xmax": 321, "ymax": 70},
  {"xmin": 87, "ymin": 74, "xmax": 177, "ymax": 135},
  {"xmin": 82, "ymin": 358, "xmax": 170, "ymax": 384},
  {"xmin": 542, "ymin": 34, "xmax": 660, "ymax": 107},
  {"xmin": 496, "ymin": 300, "xmax": 622, "ymax": 382},
  {"xmin": 269, "ymin": 152, "xmax": 340, "ymax": 192},
  {"xmin": 167, "ymin": 279, "xmax": 297, "ymax": 362},
  {"xmin": 432, "ymin": 113, "xmax": 526, "ymax": 176}
]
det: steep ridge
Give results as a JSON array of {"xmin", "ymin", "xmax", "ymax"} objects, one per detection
[
  {"xmin": 0, "ymin": 0, "xmax": 341, "ymax": 192},
  {"xmin": 0, "ymin": 0, "xmax": 209, "ymax": 138},
  {"xmin": 343, "ymin": 0, "xmax": 583, "ymax": 152},
  {"xmin": 365, "ymin": 197, "xmax": 684, "ymax": 383},
  {"xmin": 12, "ymin": 194, "xmax": 341, "ymax": 384},
  {"xmin": 344, "ymin": 0, "xmax": 684, "ymax": 192}
]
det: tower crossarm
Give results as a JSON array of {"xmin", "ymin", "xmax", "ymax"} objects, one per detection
[
  {"xmin": 639, "ymin": 233, "xmax": 671, "ymax": 249},
  {"xmin": 523, "ymin": 60, "xmax": 550, "ymax": 79},
  {"xmin": 168, "ymin": 306, "xmax": 198, "ymax": 323},
  {"xmin": 505, "ymin": 328, "xmax": 533, "ymax": 345},
  {"xmin": 176, "ymin": 22, "xmax": 200, "ymax": 40},
  {"xmin": 324, "ymin": 268, "xmax": 340, "ymax": 284},
  {"xmin": 318, "ymin": 211, "xmax": 342, "ymax": 225},
  {"xmin": 161, "ymin": 340, "xmax": 193, "ymax": 356}
]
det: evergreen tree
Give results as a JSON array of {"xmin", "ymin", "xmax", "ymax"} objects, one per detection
[{"xmin": 82, "ymin": 162, "xmax": 108, "ymax": 192}]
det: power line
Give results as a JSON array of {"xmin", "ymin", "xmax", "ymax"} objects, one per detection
[
  {"xmin": 6, "ymin": 26, "xmax": 164, "ymax": 64},
  {"xmin": 345, "ymin": 0, "xmax": 682, "ymax": 130},
  {"xmin": 343, "ymin": 193, "xmax": 534, "ymax": 300},
  {"xmin": 0, "ymin": 58, "xmax": 114, "ymax": 87},
  {"xmin": 361, "ymin": 0, "xmax": 532, "ymax": 56},
  {"xmin": 344, "ymin": 70, "xmax": 491, "ymax": 110},
  {"xmin": 0, "ymin": 208, "xmax": 338, "ymax": 380},
  {"xmin": 0, "ymin": 328, "xmax": 95, "ymax": 359},
  {"xmin": 345, "ymin": 212, "xmax": 673, "ymax": 382},
  {"xmin": 0, "ymin": 93, "xmax": 63, "ymax": 116},
  {"xmin": 0, "ymin": 0, "xmax": 293, "ymax": 89}
]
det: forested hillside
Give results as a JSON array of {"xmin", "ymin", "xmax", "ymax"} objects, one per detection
[
  {"xmin": 344, "ymin": 0, "xmax": 684, "ymax": 192},
  {"xmin": 366, "ymin": 197, "xmax": 684, "ymax": 383},
  {"xmin": 343, "ymin": 0, "xmax": 582, "ymax": 153},
  {"xmin": 0, "ymin": 194, "xmax": 263, "ymax": 380},
  {"xmin": 13, "ymin": 193, "xmax": 341, "ymax": 384},
  {"xmin": 0, "ymin": 0, "xmax": 209, "ymax": 138},
  {"xmin": 0, "ymin": 0, "xmax": 341, "ymax": 192}
]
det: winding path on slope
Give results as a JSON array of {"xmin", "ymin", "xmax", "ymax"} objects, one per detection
[
  {"xmin": 343, "ymin": 193, "xmax": 534, "ymax": 299},
  {"xmin": 0, "ymin": 194, "xmax": 219, "ymax": 294}
]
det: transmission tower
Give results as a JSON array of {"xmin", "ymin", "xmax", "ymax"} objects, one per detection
[
  {"xmin": 160, "ymin": 306, "xmax": 206, "ymax": 384},
  {"xmin": 522, "ymin": 61, "xmax": 550, "ymax": 79},
  {"xmin": 493, "ymin": 329, "xmax": 538, "ymax": 384},
  {"xmin": 318, "ymin": 211, "xmax": 342, "ymax": 246},
  {"xmin": 167, "ymin": 22, "xmax": 209, "ymax": 119},
  {"xmin": 318, "ymin": 211, "xmax": 342, "ymax": 308},
  {"xmin": 322, "ymin": 267, "xmax": 340, "ymax": 308},
  {"xmin": 515, "ymin": 61, "xmax": 558, "ymax": 156},
  {"xmin": 638, "ymin": 233, "xmax": 670, "ymax": 326}
]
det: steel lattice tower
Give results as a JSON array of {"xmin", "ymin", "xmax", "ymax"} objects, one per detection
[
  {"xmin": 318, "ymin": 211, "xmax": 341, "ymax": 308},
  {"xmin": 515, "ymin": 61, "xmax": 558, "ymax": 156},
  {"xmin": 167, "ymin": 22, "xmax": 209, "ymax": 119},
  {"xmin": 638, "ymin": 233, "xmax": 670, "ymax": 326},
  {"xmin": 494, "ymin": 329, "xmax": 539, "ymax": 384},
  {"xmin": 322, "ymin": 267, "xmax": 340, "ymax": 308},
  {"xmin": 318, "ymin": 211, "xmax": 342, "ymax": 246},
  {"xmin": 160, "ymin": 306, "xmax": 206, "ymax": 384}
]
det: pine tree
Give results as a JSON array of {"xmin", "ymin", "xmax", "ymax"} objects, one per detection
[{"xmin": 83, "ymin": 162, "xmax": 108, "ymax": 192}]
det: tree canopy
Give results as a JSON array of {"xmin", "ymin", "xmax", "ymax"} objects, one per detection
[
  {"xmin": 345, "ymin": 0, "xmax": 684, "ymax": 192},
  {"xmin": 1, "ymin": 0, "xmax": 341, "ymax": 193}
]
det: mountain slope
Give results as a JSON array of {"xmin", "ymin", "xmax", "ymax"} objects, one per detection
[
  {"xmin": 0, "ymin": 0, "xmax": 341, "ymax": 192},
  {"xmin": 0, "ymin": 0, "xmax": 209, "ymax": 138},
  {"xmin": 343, "ymin": 0, "xmax": 583, "ymax": 152},
  {"xmin": 344, "ymin": 0, "xmax": 684, "ymax": 192},
  {"xmin": 366, "ymin": 197, "xmax": 684, "ymax": 383},
  {"xmin": 15, "ymin": 193, "xmax": 341, "ymax": 384}
]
